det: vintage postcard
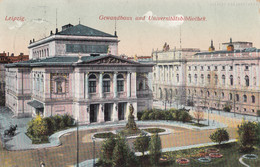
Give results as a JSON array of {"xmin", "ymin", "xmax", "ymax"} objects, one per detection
[{"xmin": 0, "ymin": 0, "xmax": 260, "ymax": 166}]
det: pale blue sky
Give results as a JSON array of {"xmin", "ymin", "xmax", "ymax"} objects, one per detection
[{"xmin": 0, "ymin": 0, "xmax": 259, "ymax": 56}]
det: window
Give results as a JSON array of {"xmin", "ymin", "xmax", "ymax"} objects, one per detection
[
  {"xmin": 117, "ymin": 74, "xmax": 124, "ymax": 92},
  {"xmin": 188, "ymin": 74, "xmax": 191, "ymax": 83},
  {"xmin": 230, "ymin": 75, "xmax": 233, "ymax": 86},
  {"xmin": 222, "ymin": 75, "xmax": 225, "ymax": 85},
  {"xmin": 214, "ymin": 66, "xmax": 218, "ymax": 71},
  {"xmin": 194, "ymin": 66, "xmax": 197, "ymax": 71},
  {"xmin": 222, "ymin": 66, "xmax": 225, "ymax": 70},
  {"xmin": 139, "ymin": 82, "xmax": 143, "ymax": 90},
  {"xmin": 229, "ymin": 66, "xmax": 233, "ymax": 71},
  {"xmin": 245, "ymin": 66, "xmax": 249, "ymax": 71},
  {"xmin": 243, "ymin": 95, "xmax": 247, "ymax": 102},
  {"xmin": 201, "ymin": 66, "xmax": 204, "ymax": 70},
  {"xmin": 229, "ymin": 93, "xmax": 232, "ymax": 100},
  {"xmin": 201, "ymin": 74, "xmax": 204, "ymax": 84},
  {"xmin": 214, "ymin": 75, "xmax": 218, "ymax": 85},
  {"xmin": 252, "ymin": 95, "xmax": 255, "ymax": 103},
  {"xmin": 245, "ymin": 75, "xmax": 249, "ymax": 87},
  {"xmin": 201, "ymin": 90, "xmax": 203, "ymax": 96},
  {"xmin": 159, "ymin": 88, "xmax": 162, "ymax": 99},
  {"xmin": 188, "ymin": 66, "xmax": 191, "ymax": 71},
  {"xmin": 103, "ymin": 74, "xmax": 111, "ymax": 92},
  {"xmin": 221, "ymin": 92, "xmax": 224, "ymax": 98},
  {"xmin": 176, "ymin": 74, "xmax": 179, "ymax": 83},
  {"xmin": 236, "ymin": 94, "xmax": 239, "ymax": 102},
  {"xmin": 207, "ymin": 91, "xmax": 210, "ymax": 97},
  {"xmin": 194, "ymin": 74, "xmax": 197, "ymax": 84},
  {"xmin": 188, "ymin": 89, "xmax": 191, "ymax": 95},
  {"xmin": 214, "ymin": 91, "xmax": 217, "ymax": 96},
  {"xmin": 207, "ymin": 66, "xmax": 210, "ymax": 71},
  {"xmin": 207, "ymin": 74, "xmax": 210, "ymax": 84},
  {"xmin": 89, "ymin": 74, "xmax": 97, "ymax": 93},
  {"xmin": 56, "ymin": 81, "xmax": 62, "ymax": 93}
]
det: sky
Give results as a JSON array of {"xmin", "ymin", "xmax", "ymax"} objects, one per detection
[{"xmin": 0, "ymin": 0, "xmax": 259, "ymax": 56}]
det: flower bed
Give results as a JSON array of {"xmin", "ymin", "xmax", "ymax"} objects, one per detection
[
  {"xmin": 207, "ymin": 148, "xmax": 219, "ymax": 153},
  {"xmin": 176, "ymin": 158, "xmax": 190, "ymax": 164},
  {"xmin": 209, "ymin": 153, "xmax": 223, "ymax": 158}
]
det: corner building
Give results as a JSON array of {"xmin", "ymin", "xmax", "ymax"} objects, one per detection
[
  {"xmin": 5, "ymin": 24, "xmax": 153, "ymax": 123},
  {"xmin": 152, "ymin": 40, "xmax": 260, "ymax": 115}
]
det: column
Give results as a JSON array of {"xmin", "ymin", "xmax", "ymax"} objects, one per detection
[
  {"xmin": 98, "ymin": 103, "xmax": 104, "ymax": 123},
  {"xmin": 99, "ymin": 73, "xmax": 103, "ymax": 98},
  {"xmin": 113, "ymin": 72, "xmax": 117, "ymax": 98},
  {"xmin": 85, "ymin": 73, "xmax": 89, "ymax": 99},
  {"xmin": 127, "ymin": 72, "xmax": 131, "ymax": 97},
  {"xmin": 131, "ymin": 72, "xmax": 137, "ymax": 97},
  {"xmin": 112, "ymin": 103, "xmax": 118, "ymax": 122}
]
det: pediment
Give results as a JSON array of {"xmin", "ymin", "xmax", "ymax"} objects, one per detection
[{"xmin": 83, "ymin": 55, "xmax": 140, "ymax": 65}]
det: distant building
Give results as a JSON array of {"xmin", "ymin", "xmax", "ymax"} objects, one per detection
[
  {"xmin": 152, "ymin": 39, "xmax": 260, "ymax": 115},
  {"xmin": 0, "ymin": 52, "xmax": 29, "ymax": 106},
  {"xmin": 5, "ymin": 24, "xmax": 153, "ymax": 124}
]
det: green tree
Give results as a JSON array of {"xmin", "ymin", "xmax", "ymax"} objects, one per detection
[
  {"xmin": 112, "ymin": 135, "xmax": 135, "ymax": 167},
  {"xmin": 149, "ymin": 133, "xmax": 162, "ymax": 165},
  {"xmin": 32, "ymin": 115, "xmax": 48, "ymax": 137},
  {"xmin": 134, "ymin": 133, "xmax": 150, "ymax": 156},
  {"xmin": 237, "ymin": 120, "xmax": 258, "ymax": 151},
  {"xmin": 209, "ymin": 128, "xmax": 229, "ymax": 145},
  {"xmin": 180, "ymin": 111, "xmax": 192, "ymax": 123},
  {"xmin": 98, "ymin": 136, "xmax": 116, "ymax": 167}
]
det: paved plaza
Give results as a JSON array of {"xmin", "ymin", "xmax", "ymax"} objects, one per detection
[{"xmin": 0, "ymin": 103, "xmax": 258, "ymax": 167}]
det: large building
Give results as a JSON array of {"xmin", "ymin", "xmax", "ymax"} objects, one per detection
[
  {"xmin": 5, "ymin": 24, "xmax": 153, "ymax": 123},
  {"xmin": 0, "ymin": 52, "xmax": 29, "ymax": 106},
  {"xmin": 152, "ymin": 39, "xmax": 260, "ymax": 115}
]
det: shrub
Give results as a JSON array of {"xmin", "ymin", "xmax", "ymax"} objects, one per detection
[
  {"xmin": 98, "ymin": 136, "xmax": 116, "ymax": 166},
  {"xmin": 141, "ymin": 110, "xmax": 151, "ymax": 120},
  {"xmin": 149, "ymin": 133, "xmax": 162, "ymax": 165},
  {"xmin": 180, "ymin": 111, "xmax": 192, "ymax": 123},
  {"xmin": 43, "ymin": 117, "xmax": 55, "ymax": 135},
  {"xmin": 223, "ymin": 106, "xmax": 231, "ymax": 112},
  {"xmin": 137, "ymin": 111, "xmax": 144, "ymax": 120},
  {"xmin": 210, "ymin": 128, "xmax": 229, "ymax": 145},
  {"xmin": 53, "ymin": 115, "xmax": 62, "ymax": 131},
  {"xmin": 148, "ymin": 112, "xmax": 156, "ymax": 120},
  {"xmin": 237, "ymin": 120, "xmax": 258, "ymax": 151},
  {"xmin": 134, "ymin": 133, "xmax": 150, "ymax": 156},
  {"xmin": 61, "ymin": 114, "xmax": 75, "ymax": 127}
]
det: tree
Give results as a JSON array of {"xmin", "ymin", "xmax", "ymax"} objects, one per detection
[
  {"xmin": 134, "ymin": 133, "xmax": 150, "ymax": 156},
  {"xmin": 112, "ymin": 135, "xmax": 135, "ymax": 167},
  {"xmin": 193, "ymin": 108, "xmax": 204, "ymax": 124},
  {"xmin": 98, "ymin": 136, "xmax": 116, "ymax": 167},
  {"xmin": 237, "ymin": 120, "xmax": 258, "ymax": 151},
  {"xmin": 180, "ymin": 111, "xmax": 192, "ymax": 123},
  {"xmin": 149, "ymin": 133, "xmax": 162, "ymax": 165},
  {"xmin": 209, "ymin": 128, "xmax": 229, "ymax": 145},
  {"xmin": 31, "ymin": 115, "xmax": 48, "ymax": 138}
]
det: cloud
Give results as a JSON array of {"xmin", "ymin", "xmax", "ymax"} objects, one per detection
[{"xmin": 142, "ymin": 11, "xmax": 184, "ymax": 28}]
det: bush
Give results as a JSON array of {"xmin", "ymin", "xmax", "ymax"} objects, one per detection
[
  {"xmin": 223, "ymin": 106, "xmax": 231, "ymax": 112},
  {"xmin": 149, "ymin": 133, "xmax": 162, "ymax": 165},
  {"xmin": 180, "ymin": 111, "xmax": 192, "ymax": 123},
  {"xmin": 210, "ymin": 128, "xmax": 229, "ymax": 145},
  {"xmin": 137, "ymin": 111, "xmax": 144, "ymax": 120},
  {"xmin": 237, "ymin": 120, "xmax": 259, "ymax": 151},
  {"xmin": 134, "ymin": 133, "xmax": 151, "ymax": 156},
  {"xmin": 43, "ymin": 117, "xmax": 55, "ymax": 135},
  {"xmin": 98, "ymin": 136, "xmax": 116, "ymax": 166}
]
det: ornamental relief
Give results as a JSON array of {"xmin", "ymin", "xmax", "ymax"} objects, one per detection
[
  {"xmin": 85, "ymin": 57, "xmax": 131, "ymax": 65},
  {"xmin": 50, "ymin": 73, "xmax": 69, "ymax": 93}
]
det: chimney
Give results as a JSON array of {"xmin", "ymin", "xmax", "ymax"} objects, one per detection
[
  {"xmin": 30, "ymin": 40, "xmax": 32, "ymax": 44},
  {"xmin": 33, "ymin": 38, "xmax": 35, "ymax": 42},
  {"xmin": 50, "ymin": 30, "xmax": 53, "ymax": 35}
]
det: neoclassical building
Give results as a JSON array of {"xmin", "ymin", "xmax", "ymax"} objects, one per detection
[
  {"xmin": 5, "ymin": 24, "xmax": 153, "ymax": 123},
  {"xmin": 152, "ymin": 39, "xmax": 260, "ymax": 115}
]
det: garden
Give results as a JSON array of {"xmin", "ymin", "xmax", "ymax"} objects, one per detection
[{"xmin": 26, "ymin": 114, "xmax": 75, "ymax": 144}]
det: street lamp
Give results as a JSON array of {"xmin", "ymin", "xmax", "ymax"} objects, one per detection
[{"xmin": 92, "ymin": 136, "xmax": 96, "ymax": 167}]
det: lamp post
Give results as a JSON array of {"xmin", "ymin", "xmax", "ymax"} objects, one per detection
[{"xmin": 92, "ymin": 136, "xmax": 96, "ymax": 167}]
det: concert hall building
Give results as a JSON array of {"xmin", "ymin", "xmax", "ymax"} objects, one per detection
[{"xmin": 5, "ymin": 23, "xmax": 153, "ymax": 123}]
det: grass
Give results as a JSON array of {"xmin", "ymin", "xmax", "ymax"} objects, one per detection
[
  {"xmin": 94, "ymin": 132, "xmax": 117, "ymax": 139},
  {"xmin": 143, "ymin": 128, "xmax": 166, "ymax": 134},
  {"xmin": 136, "ymin": 142, "xmax": 260, "ymax": 167}
]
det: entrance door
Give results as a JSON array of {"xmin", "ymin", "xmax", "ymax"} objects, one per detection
[
  {"xmin": 118, "ymin": 103, "xmax": 125, "ymax": 120},
  {"xmin": 90, "ymin": 104, "xmax": 98, "ymax": 123},
  {"xmin": 104, "ymin": 103, "xmax": 112, "ymax": 122}
]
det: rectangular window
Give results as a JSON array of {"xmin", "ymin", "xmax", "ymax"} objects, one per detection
[
  {"xmin": 89, "ymin": 81, "xmax": 96, "ymax": 93},
  {"xmin": 230, "ymin": 66, "xmax": 233, "ymax": 71},
  {"xmin": 245, "ymin": 66, "xmax": 249, "ymax": 71},
  {"xmin": 117, "ymin": 80, "xmax": 124, "ymax": 92},
  {"xmin": 222, "ymin": 66, "xmax": 225, "ymax": 70},
  {"xmin": 103, "ymin": 81, "xmax": 110, "ymax": 92}
]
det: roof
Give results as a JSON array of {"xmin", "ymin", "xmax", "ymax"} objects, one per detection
[
  {"xmin": 195, "ymin": 48, "xmax": 260, "ymax": 55},
  {"xmin": 222, "ymin": 41, "xmax": 253, "ymax": 44},
  {"xmin": 27, "ymin": 100, "xmax": 44, "ymax": 109},
  {"xmin": 56, "ymin": 24, "xmax": 115, "ymax": 37}
]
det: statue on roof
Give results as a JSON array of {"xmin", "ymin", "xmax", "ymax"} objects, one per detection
[{"xmin": 163, "ymin": 42, "xmax": 170, "ymax": 51}]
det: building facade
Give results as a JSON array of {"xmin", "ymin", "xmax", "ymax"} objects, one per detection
[
  {"xmin": 152, "ymin": 40, "xmax": 260, "ymax": 115},
  {"xmin": 5, "ymin": 24, "xmax": 153, "ymax": 123}
]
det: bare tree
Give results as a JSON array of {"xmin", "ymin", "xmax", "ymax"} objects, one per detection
[{"xmin": 193, "ymin": 107, "xmax": 204, "ymax": 124}]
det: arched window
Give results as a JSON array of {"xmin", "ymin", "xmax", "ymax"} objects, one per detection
[
  {"xmin": 221, "ymin": 92, "xmax": 224, "ymax": 98},
  {"xmin": 164, "ymin": 88, "xmax": 168, "ymax": 100},
  {"xmin": 207, "ymin": 74, "xmax": 210, "ymax": 84},
  {"xmin": 194, "ymin": 89, "xmax": 197, "ymax": 95},
  {"xmin": 194, "ymin": 74, "xmax": 197, "ymax": 84},
  {"xmin": 89, "ymin": 74, "xmax": 97, "ymax": 93},
  {"xmin": 230, "ymin": 75, "xmax": 233, "ymax": 86},
  {"xmin": 117, "ymin": 74, "xmax": 124, "ymax": 92},
  {"xmin": 176, "ymin": 74, "xmax": 179, "ymax": 83},
  {"xmin": 252, "ymin": 95, "xmax": 255, "ymax": 103},
  {"xmin": 139, "ymin": 81, "xmax": 143, "ymax": 90},
  {"xmin": 243, "ymin": 95, "xmax": 247, "ymax": 102},
  {"xmin": 214, "ymin": 91, "xmax": 217, "ymax": 96},
  {"xmin": 169, "ymin": 89, "xmax": 173, "ymax": 100},
  {"xmin": 245, "ymin": 75, "xmax": 249, "ymax": 87},
  {"xmin": 229, "ymin": 93, "xmax": 232, "ymax": 100},
  {"xmin": 236, "ymin": 94, "xmax": 239, "ymax": 102},
  {"xmin": 201, "ymin": 90, "xmax": 203, "ymax": 96},
  {"xmin": 103, "ymin": 74, "xmax": 111, "ymax": 92},
  {"xmin": 188, "ymin": 74, "xmax": 191, "ymax": 83},
  {"xmin": 214, "ymin": 74, "xmax": 218, "ymax": 85},
  {"xmin": 159, "ymin": 88, "xmax": 162, "ymax": 99},
  {"xmin": 175, "ymin": 89, "xmax": 178, "ymax": 95},
  {"xmin": 201, "ymin": 74, "xmax": 204, "ymax": 84},
  {"xmin": 188, "ymin": 89, "xmax": 190, "ymax": 95},
  {"xmin": 222, "ymin": 75, "xmax": 225, "ymax": 85},
  {"xmin": 207, "ymin": 91, "xmax": 210, "ymax": 97}
]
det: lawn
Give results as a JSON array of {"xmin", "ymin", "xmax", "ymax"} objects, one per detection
[
  {"xmin": 93, "ymin": 132, "xmax": 117, "ymax": 139},
  {"xmin": 190, "ymin": 122, "xmax": 208, "ymax": 127},
  {"xmin": 138, "ymin": 142, "xmax": 260, "ymax": 167},
  {"xmin": 143, "ymin": 128, "xmax": 166, "ymax": 134}
]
